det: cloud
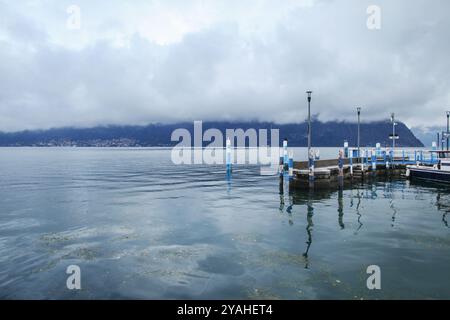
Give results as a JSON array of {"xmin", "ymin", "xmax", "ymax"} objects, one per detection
[{"xmin": 0, "ymin": 0, "xmax": 449, "ymax": 132}]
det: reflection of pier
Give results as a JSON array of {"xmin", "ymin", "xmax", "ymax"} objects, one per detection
[
  {"xmin": 408, "ymin": 179, "xmax": 450, "ymax": 228},
  {"xmin": 276, "ymin": 175, "xmax": 450, "ymax": 270},
  {"xmin": 279, "ymin": 180, "xmax": 376, "ymax": 269}
]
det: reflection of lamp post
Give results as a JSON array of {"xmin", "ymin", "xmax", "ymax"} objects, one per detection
[
  {"xmin": 447, "ymin": 111, "xmax": 450, "ymax": 151},
  {"xmin": 306, "ymin": 91, "xmax": 312, "ymax": 157},
  {"xmin": 357, "ymin": 107, "xmax": 361, "ymax": 157}
]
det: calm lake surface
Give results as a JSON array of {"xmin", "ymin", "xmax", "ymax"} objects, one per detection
[{"xmin": 0, "ymin": 147, "xmax": 449, "ymax": 299}]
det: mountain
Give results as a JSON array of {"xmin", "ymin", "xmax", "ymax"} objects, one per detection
[
  {"xmin": 411, "ymin": 126, "xmax": 448, "ymax": 149},
  {"xmin": 0, "ymin": 121, "xmax": 424, "ymax": 147}
]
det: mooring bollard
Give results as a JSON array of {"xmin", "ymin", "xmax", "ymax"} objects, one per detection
[
  {"xmin": 288, "ymin": 152, "xmax": 294, "ymax": 180},
  {"xmin": 344, "ymin": 141, "xmax": 349, "ymax": 158},
  {"xmin": 338, "ymin": 149, "xmax": 344, "ymax": 177},
  {"xmin": 365, "ymin": 150, "xmax": 369, "ymax": 167},
  {"xmin": 360, "ymin": 149, "xmax": 365, "ymax": 173},
  {"xmin": 384, "ymin": 150, "xmax": 389, "ymax": 169},
  {"xmin": 349, "ymin": 153, "xmax": 353, "ymax": 176},
  {"xmin": 309, "ymin": 149, "xmax": 315, "ymax": 184},
  {"xmin": 226, "ymin": 137, "xmax": 232, "ymax": 174},
  {"xmin": 283, "ymin": 139, "xmax": 288, "ymax": 171},
  {"xmin": 371, "ymin": 149, "xmax": 377, "ymax": 171}
]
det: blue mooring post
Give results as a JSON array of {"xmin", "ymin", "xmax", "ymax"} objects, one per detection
[
  {"xmin": 376, "ymin": 143, "xmax": 381, "ymax": 157},
  {"xmin": 360, "ymin": 149, "xmax": 365, "ymax": 173},
  {"xmin": 372, "ymin": 149, "xmax": 377, "ymax": 171},
  {"xmin": 279, "ymin": 156, "xmax": 284, "ymax": 177},
  {"xmin": 338, "ymin": 149, "xmax": 344, "ymax": 187},
  {"xmin": 283, "ymin": 139, "xmax": 288, "ymax": 172},
  {"xmin": 226, "ymin": 137, "xmax": 232, "ymax": 174},
  {"xmin": 344, "ymin": 141, "xmax": 349, "ymax": 158}
]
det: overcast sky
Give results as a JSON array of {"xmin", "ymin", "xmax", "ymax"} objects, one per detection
[{"xmin": 0, "ymin": 0, "xmax": 449, "ymax": 132}]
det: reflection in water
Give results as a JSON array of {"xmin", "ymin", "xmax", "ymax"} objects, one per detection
[
  {"xmin": 338, "ymin": 188, "xmax": 344, "ymax": 230},
  {"xmin": 354, "ymin": 188, "xmax": 363, "ymax": 235},
  {"xmin": 279, "ymin": 175, "xmax": 294, "ymax": 225},
  {"xmin": 226, "ymin": 170, "xmax": 232, "ymax": 195},
  {"xmin": 389, "ymin": 194, "xmax": 397, "ymax": 228},
  {"xmin": 4, "ymin": 149, "xmax": 450, "ymax": 299},
  {"xmin": 280, "ymin": 177, "xmax": 450, "ymax": 271},
  {"xmin": 435, "ymin": 191, "xmax": 450, "ymax": 228},
  {"xmin": 405, "ymin": 179, "xmax": 450, "ymax": 229},
  {"xmin": 303, "ymin": 190, "xmax": 314, "ymax": 269},
  {"xmin": 279, "ymin": 178, "xmax": 285, "ymax": 213}
]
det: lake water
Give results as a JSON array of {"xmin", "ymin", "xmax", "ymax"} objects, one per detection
[{"xmin": 0, "ymin": 147, "xmax": 449, "ymax": 299}]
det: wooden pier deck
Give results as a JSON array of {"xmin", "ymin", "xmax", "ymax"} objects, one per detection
[{"xmin": 287, "ymin": 157, "xmax": 408, "ymax": 189}]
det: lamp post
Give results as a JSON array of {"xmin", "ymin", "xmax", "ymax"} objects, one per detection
[
  {"xmin": 391, "ymin": 113, "xmax": 396, "ymax": 150},
  {"xmin": 306, "ymin": 91, "xmax": 312, "ymax": 157},
  {"xmin": 357, "ymin": 107, "xmax": 361, "ymax": 158},
  {"xmin": 447, "ymin": 111, "xmax": 450, "ymax": 151}
]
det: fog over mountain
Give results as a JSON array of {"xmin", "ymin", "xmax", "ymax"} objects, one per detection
[
  {"xmin": 0, "ymin": 121, "xmax": 424, "ymax": 147},
  {"xmin": 1, "ymin": 0, "xmax": 450, "ymax": 132}
]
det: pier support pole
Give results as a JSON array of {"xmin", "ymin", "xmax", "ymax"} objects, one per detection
[
  {"xmin": 308, "ymin": 149, "xmax": 315, "ymax": 188},
  {"xmin": 389, "ymin": 149, "xmax": 394, "ymax": 169}
]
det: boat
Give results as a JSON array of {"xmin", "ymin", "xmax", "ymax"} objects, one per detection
[{"xmin": 406, "ymin": 150, "xmax": 450, "ymax": 183}]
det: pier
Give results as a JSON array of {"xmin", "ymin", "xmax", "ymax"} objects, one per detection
[{"xmin": 282, "ymin": 147, "xmax": 439, "ymax": 189}]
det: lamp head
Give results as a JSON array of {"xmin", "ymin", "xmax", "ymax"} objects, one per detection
[{"xmin": 306, "ymin": 91, "xmax": 312, "ymax": 102}]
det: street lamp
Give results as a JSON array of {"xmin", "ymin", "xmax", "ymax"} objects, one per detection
[
  {"xmin": 391, "ymin": 113, "xmax": 396, "ymax": 151},
  {"xmin": 447, "ymin": 111, "xmax": 450, "ymax": 151},
  {"xmin": 357, "ymin": 107, "xmax": 361, "ymax": 158},
  {"xmin": 306, "ymin": 91, "xmax": 312, "ymax": 158}
]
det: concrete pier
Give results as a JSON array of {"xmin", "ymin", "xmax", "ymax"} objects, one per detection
[{"xmin": 288, "ymin": 157, "xmax": 408, "ymax": 189}]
